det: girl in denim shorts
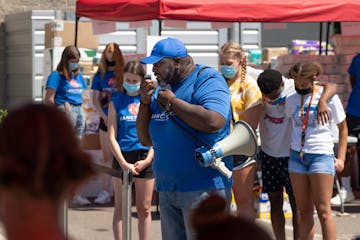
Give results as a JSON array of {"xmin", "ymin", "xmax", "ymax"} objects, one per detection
[{"xmin": 285, "ymin": 62, "xmax": 348, "ymax": 239}]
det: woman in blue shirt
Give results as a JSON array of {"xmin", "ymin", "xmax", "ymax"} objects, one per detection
[
  {"xmin": 44, "ymin": 45, "xmax": 89, "ymax": 206},
  {"xmin": 108, "ymin": 60, "xmax": 154, "ymax": 240},
  {"xmin": 91, "ymin": 42, "xmax": 125, "ymax": 204}
]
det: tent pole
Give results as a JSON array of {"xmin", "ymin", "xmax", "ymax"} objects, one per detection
[
  {"xmin": 319, "ymin": 22, "xmax": 323, "ymax": 55},
  {"xmin": 75, "ymin": 16, "xmax": 80, "ymax": 47},
  {"xmin": 325, "ymin": 22, "xmax": 330, "ymax": 55},
  {"xmin": 159, "ymin": 19, "xmax": 162, "ymax": 35}
]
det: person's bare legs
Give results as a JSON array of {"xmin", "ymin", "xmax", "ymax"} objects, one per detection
[
  {"xmin": 310, "ymin": 173, "xmax": 336, "ymax": 240},
  {"xmin": 99, "ymin": 129, "xmax": 113, "ymax": 193},
  {"xmin": 288, "ymin": 191, "xmax": 299, "ymax": 240},
  {"xmin": 268, "ymin": 191, "xmax": 286, "ymax": 240},
  {"xmin": 232, "ymin": 163, "xmax": 257, "ymax": 221},
  {"xmin": 290, "ymin": 173, "xmax": 315, "ymax": 240},
  {"xmin": 134, "ymin": 178, "xmax": 155, "ymax": 240},
  {"xmin": 113, "ymin": 177, "xmax": 122, "ymax": 240}
]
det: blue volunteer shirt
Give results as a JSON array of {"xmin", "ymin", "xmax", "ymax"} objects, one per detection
[
  {"xmin": 149, "ymin": 64, "xmax": 233, "ymax": 192},
  {"xmin": 112, "ymin": 92, "xmax": 149, "ymax": 152},
  {"xmin": 347, "ymin": 54, "xmax": 360, "ymax": 117},
  {"xmin": 46, "ymin": 71, "xmax": 87, "ymax": 105},
  {"xmin": 91, "ymin": 71, "xmax": 117, "ymax": 115}
]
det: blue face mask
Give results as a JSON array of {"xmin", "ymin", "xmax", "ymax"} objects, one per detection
[
  {"xmin": 123, "ymin": 81, "xmax": 140, "ymax": 93},
  {"xmin": 68, "ymin": 62, "xmax": 79, "ymax": 71},
  {"xmin": 220, "ymin": 65, "xmax": 237, "ymax": 79}
]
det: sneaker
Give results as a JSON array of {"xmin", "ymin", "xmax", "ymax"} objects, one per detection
[
  {"xmin": 94, "ymin": 190, "xmax": 111, "ymax": 204},
  {"xmin": 331, "ymin": 189, "xmax": 355, "ymax": 205},
  {"xmin": 72, "ymin": 195, "xmax": 91, "ymax": 206}
]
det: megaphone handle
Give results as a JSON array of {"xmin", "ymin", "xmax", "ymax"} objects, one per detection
[{"xmin": 213, "ymin": 158, "xmax": 232, "ymax": 179}]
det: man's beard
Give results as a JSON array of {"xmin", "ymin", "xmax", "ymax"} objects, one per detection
[{"xmin": 158, "ymin": 66, "xmax": 176, "ymax": 88}]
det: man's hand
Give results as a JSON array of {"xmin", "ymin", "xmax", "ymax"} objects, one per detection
[
  {"xmin": 317, "ymin": 99, "xmax": 330, "ymax": 125},
  {"xmin": 140, "ymin": 79, "xmax": 156, "ymax": 104},
  {"xmin": 157, "ymin": 89, "xmax": 176, "ymax": 111}
]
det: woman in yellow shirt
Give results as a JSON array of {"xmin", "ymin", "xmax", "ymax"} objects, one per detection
[{"xmin": 219, "ymin": 41, "xmax": 262, "ymax": 221}]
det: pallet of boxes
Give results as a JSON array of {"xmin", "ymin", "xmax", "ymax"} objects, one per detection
[{"xmin": 43, "ymin": 20, "xmax": 105, "ymax": 197}]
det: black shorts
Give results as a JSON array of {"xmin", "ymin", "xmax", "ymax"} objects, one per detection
[
  {"xmin": 259, "ymin": 150, "xmax": 293, "ymax": 196},
  {"xmin": 99, "ymin": 117, "xmax": 108, "ymax": 132},
  {"xmin": 112, "ymin": 150, "xmax": 154, "ymax": 179},
  {"xmin": 233, "ymin": 155, "xmax": 256, "ymax": 170},
  {"xmin": 346, "ymin": 113, "xmax": 360, "ymax": 146}
]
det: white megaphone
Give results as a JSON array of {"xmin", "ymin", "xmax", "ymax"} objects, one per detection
[{"xmin": 195, "ymin": 120, "xmax": 258, "ymax": 179}]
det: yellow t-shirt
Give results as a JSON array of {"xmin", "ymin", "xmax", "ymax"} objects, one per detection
[{"xmin": 227, "ymin": 74, "xmax": 262, "ymax": 122}]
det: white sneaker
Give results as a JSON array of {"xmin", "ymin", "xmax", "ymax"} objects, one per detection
[
  {"xmin": 331, "ymin": 189, "xmax": 355, "ymax": 205},
  {"xmin": 94, "ymin": 190, "xmax": 111, "ymax": 204},
  {"xmin": 72, "ymin": 195, "xmax": 91, "ymax": 206}
]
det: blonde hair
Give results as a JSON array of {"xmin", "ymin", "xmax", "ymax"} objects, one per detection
[
  {"xmin": 220, "ymin": 41, "xmax": 247, "ymax": 83},
  {"xmin": 98, "ymin": 42, "xmax": 125, "ymax": 91},
  {"xmin": 289, "ymin": 62, "xmax": 322, "ymax": 82}
]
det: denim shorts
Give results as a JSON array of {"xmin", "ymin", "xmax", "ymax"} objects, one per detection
[
  {"xmin": 159, "ymin": 188, "xmax": 232, "ymax": 240},
  {"xmin": 289, "ymin": 149, "xmax": 335, "ymax": 176},
  {"xmin": 57, "ymin": 103, "xmax": 85, "ymax": 138}
]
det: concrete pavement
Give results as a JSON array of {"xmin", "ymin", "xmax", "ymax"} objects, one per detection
[{"xmin": 66, "ymin": 198, "xmax": 360, "ymax": 240}]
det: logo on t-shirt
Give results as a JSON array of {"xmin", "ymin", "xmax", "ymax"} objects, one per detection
[
  {"xmin": 128, "ymin": 102, "xmax": 139, "ymax": 115},
  {"xmin": 108, "ymin": 77, "xmax": 115, "ymax": 88},
  {"xmin": 69, "ymin": 79, "xmax": 80, "ymax": 88}
]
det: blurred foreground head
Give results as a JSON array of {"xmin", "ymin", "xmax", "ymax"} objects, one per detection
[
  {"xmin": 191, "ymin": 194, "xmax": 272, "ymax": 240},
  {"xmin": 0, "ymin": 103, "xmax": 95, "ymax": 200}
]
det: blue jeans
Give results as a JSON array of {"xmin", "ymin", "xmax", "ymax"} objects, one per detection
[
  {"xmin": 159, "ymin": 188, "xmax": 232, "ymax": 240},
  {"xmin": 57, "ymin": 104, "xmax": 85, "ymax": 138}
]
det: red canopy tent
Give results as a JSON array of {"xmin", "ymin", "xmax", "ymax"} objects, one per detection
[{"xmin": 76, "ymin": 0, "xmax": 360, "ymax": 22}]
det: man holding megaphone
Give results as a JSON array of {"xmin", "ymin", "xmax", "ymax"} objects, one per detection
[{"xmin": 137, "ymin": 38, "xmax": 235, "ymax": 240}]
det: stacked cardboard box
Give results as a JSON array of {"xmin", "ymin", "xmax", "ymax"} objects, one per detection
[
  {"xmin": 262, "ymin": 47, "xmax": 288, "ymax": 64},
  {"xmin": 45, "ymin": 20, "xmax": 99, "ymax": 50}
]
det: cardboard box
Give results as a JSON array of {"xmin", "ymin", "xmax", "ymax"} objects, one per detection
[
  {"xmin": 82, "ymin": 133, "xmax": 101, "ymax": 150},
  {"xmin": 262, "ymin": 47, "xmax": 289, "ymax": 63},
  {"xmin": 45, "ymin": 20, "xmax": 98, "ymax": 50}
]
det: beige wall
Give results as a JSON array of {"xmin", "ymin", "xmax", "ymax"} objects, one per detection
[{"xmin": 0, "ymin": 0, "xmax": 76, "ymax": 108}]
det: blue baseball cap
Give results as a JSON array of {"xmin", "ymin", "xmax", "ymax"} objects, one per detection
[{"xmin": 140, "ymin": 38, "xmax": 189, "ymax": 64}]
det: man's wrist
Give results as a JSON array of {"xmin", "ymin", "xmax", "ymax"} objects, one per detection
[
  {"xmin": 165, "ymin": 96, "xmax": 176, "ymax": 111},
  {"xmin": 140, "ymin": 99, "xmax": 150, "ymax": 106}
]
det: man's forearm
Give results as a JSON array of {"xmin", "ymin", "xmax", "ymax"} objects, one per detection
[
  {"xmin": 136, "ymin": 103, "xmax": 153, "ymax": 146},
  {"xmin": 170, "ymin": 97, "xmax": 226, "ymax": 133}
]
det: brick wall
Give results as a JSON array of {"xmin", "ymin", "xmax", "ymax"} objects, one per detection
[
  {"xmin": 276, "ymin": 34, "xmax": 360, "ymax": 108},
  {"xmin": 0, "ymin": 0, "xmax": 75, "ymax": 108}
]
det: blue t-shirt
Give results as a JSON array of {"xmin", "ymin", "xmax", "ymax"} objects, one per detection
[
  {"xmin": 46, "ymin": 71, "xmax": 87, "ymax": 105},
  {"xmin": 347, "ymin": 54, "xmax": 360, "ymax": 117},
  {"xmin": 91, "ymin": 71, "xmax": 117, "ymax": 115},
  {"xmin": 112, "ymin": 92, "xmax": 149, "ymax": 152},
  {"xmin": 149, "ymin": 64, "xmax": 233, "ymax": 192}
]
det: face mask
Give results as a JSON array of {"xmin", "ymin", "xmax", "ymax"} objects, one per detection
[
  {"xmin": 123, "ymin": 81, "xmax": 140, "ymax": 93},
  {"xmin": 68, "ymin": 62, "xmax": 79, "ymax": 71},
  {"xmin": 106, "ymin": 60, "xmax": 116, "ymax": 67},
  {"xmin": 220, "ymin": 65, "xmax": 237, "ymax": 79},
  {"xmin": 295, "ymin": 87, "xmax": 312, "ymax": 95}
]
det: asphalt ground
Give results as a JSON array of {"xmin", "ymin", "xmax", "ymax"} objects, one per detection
[
  {"xmin": 65, "ymin": 196, "xmax": 360, "ymax": 240},
  {"xmin": 0, "ymin": 195, "xmax": 360, "ymax": 239}
]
